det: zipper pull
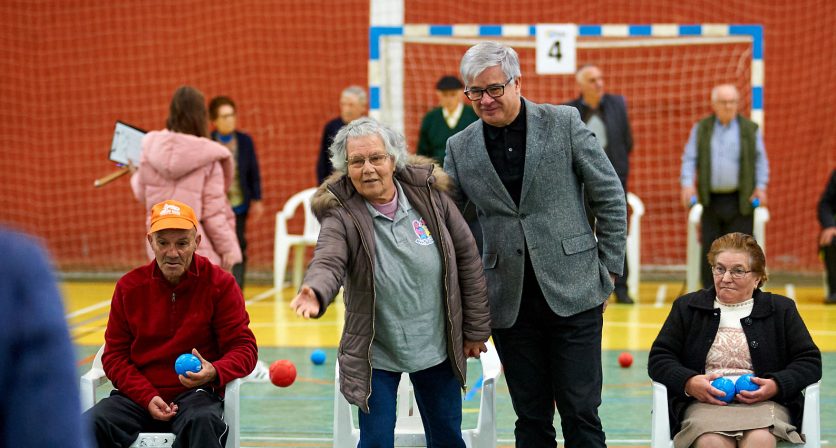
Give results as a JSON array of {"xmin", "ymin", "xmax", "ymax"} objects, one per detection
[{"xmin": 171, "ymin": 292, "xmax": 176, "ymax": 303}]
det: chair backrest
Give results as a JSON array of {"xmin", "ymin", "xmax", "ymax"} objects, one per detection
[{"xmin": 278, "ymin": 188, "xmax": 320, "ymax": 241}]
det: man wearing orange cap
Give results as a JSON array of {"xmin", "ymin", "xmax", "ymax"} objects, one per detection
[{"xmin": 84, "ymin": 200, "xmax": 258, "ymax": 448}]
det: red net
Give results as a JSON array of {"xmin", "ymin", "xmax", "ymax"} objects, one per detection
[{"xmin": 0, "ymin": 0, "xmax": 833, "ymax": 275}]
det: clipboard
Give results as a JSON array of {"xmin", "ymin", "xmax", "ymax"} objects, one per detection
[{"xmin": 109, "ymin": 120, "xmax": 146, "ymax": 166}]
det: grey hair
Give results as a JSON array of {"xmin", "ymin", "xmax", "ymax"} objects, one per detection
[
  {"xmin": 328, "ymin": 117, "xmax": 408, "ymax": 173},
  {"xmin": 575, "ymin": 64, "xmax": 599, "ymax": 84},
  {"xmin": 711, "ymin": 84, "xmax": 739, "ymax": 103},
  {"xmin": 460, "ymin": 41, "xmax": 521, "ymax": 87},
  {"xmin": 341, "ymin": 85, "xmax": 367, "ymax": 104}
]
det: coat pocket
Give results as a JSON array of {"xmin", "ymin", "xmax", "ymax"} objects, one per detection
[{"xmin": 561, "ymin": 232, "xmax": 596, "ymax": 255}]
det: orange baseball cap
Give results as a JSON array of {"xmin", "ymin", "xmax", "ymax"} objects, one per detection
[{"xmin": 148, "ymin": 200, "xmax": 199, "ymax": 234}]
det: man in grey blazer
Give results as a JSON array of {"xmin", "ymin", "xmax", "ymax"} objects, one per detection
[{"xmin": 444, "ymin": 42, "xmax": 626, "ymax": 447}]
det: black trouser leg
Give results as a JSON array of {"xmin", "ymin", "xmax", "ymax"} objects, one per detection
[
  {"xmin": 84, "ymin": 391, "xmax": 169, "ymax": 448},
  {"xmin": 492, "ymin": 285, "xmax": 606, "ymax": 447},
  {"xmin": 823, "ymin": 241, "xmax": 836, "ymax": 293},
  {"xmin": 549, "ymin": 306, "xmax": 606, "ymax": 447},
  {"xmin": 232, "ymin": 212, "xmax": 247, "ymax": 290},
  {"xmin": 170, "ymin": 389, "xmax": 227, "ymax": 448}
]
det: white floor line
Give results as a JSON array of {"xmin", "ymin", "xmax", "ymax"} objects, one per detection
[
  {"xmin": 246, "ymin": 288, "xmax": 278, "ymax": 305},
  {"xmin": 65, "ymin": 299, "xmax": 111, "ymax": 319},
  {"xmin": 654, "ymin": 283, "xmax": 668, "ymax": 308}
]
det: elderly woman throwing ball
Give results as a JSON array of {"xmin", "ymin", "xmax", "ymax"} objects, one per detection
[
  {"xmin": 648, "ymin": 232, "xmax": 821, "ymax": 447},
  {"xmin": 290, "ymin": 117, "xmax": 491, "ymax": 447}
]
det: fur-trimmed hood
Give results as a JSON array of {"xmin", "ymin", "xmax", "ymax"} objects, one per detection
[{"xmin": 311, "ymin": 154, "xmax": 452, "ymax": 221}]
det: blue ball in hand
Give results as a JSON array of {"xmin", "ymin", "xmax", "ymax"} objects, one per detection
[
  {"xmin": 735, "ymin": 373, "xmax": 760, "ymax": 394},
  {"xmin": 710, "ymin": 377, "xmax": 736, "ymax": 403},
  {"xmin": 175, "ymin": 353, "xmax": 202, "ymax": 376},
  {"xmin": 310, "ymin": 349, "xmax": 327, "ymax": 365}
]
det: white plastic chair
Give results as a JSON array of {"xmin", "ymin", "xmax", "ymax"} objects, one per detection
[
  {"xmin": 651, "ymin": 381, "xmax": 821, "ymax": 448},
  {"xmin": 80, "ymin": 345, "xmax": 269, "ymax": 448},
  {"xmin": 626, "ymin": 192, "xmax": 645, "ymax": 300},
  {"xmin": 686, "ymin": 205, "xmax": 770, "ymax": 293},
  {"xmin": 333, "ymin": 341, "xmax": 502, "ymax": 447},
  {"xmin": 274, "ymin": 188, "xmax": 321, "ymax": 292}
]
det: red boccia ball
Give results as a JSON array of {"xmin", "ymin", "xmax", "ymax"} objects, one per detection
[
  {"xmin": 269, "ymin": 359, "xmax": 297, "ymax": 387},
  {"xmin": 617, "ymin": 352, "xmax": 633, "ymax": 368}
]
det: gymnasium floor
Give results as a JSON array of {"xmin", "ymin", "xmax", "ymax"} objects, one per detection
[{"xmin": 67, "ymin": 279, "xmax": 835, "ymax": 447}]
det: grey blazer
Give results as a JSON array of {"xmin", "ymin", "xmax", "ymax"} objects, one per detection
[{"xmin": 444, "ymin": 98, "xmax": 627, "ymax": 327}]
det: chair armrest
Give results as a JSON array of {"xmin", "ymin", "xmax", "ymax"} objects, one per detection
[
  {"xmin": 479, "ymin": 341, "xmax": 502, "ymax": 381},
  {"xmin": 651, "ymin": 381, "xmax": 671, "ymax": 448},
  {"xmin": 800, "ymin": 381, "xmax": 820, "ymax": 447},
  {"xmin": 80, "ymin": 368, "xmax": 109, "ymax": 411}
]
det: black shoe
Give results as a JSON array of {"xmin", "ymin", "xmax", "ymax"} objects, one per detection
[
  {"xmin": 826, "ymin": 293, "xmax": 836, "ymax": 305},
  {"xmin": 614, "ymin": 290, "xmax": 635, "ymax": 304}
]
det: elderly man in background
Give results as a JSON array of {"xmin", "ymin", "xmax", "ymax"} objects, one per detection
[
  {"xmin": 566, "ymin": 64, "xmax": 635, "ymax": 303},
  {"xmin": 680, "ymin": 84, "xmax": 769, "ymax": 289},
  {"xmin": 316, "ymin": 85, "xmax": 367, "ymax": 184}
]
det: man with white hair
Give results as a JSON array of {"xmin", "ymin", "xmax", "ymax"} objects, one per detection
[
  {"xmin": 567, "ymin": 64, "xmax": 634, "ymax": 303},
  {"xmin": 445, "ymin": 41, "xmax": 626, "ymax": 447},
  {"xmin": 316, "ymin": 86, "xmax": 367, "ymax": 184},
  {"xmin": 680, "ymin": 84, "xmax": 770, "ymax": 288}
]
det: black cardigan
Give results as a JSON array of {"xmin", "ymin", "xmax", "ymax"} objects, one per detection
[{"xmin": 648, "ymin": 288, "xmax": 821, "ymax": 436}]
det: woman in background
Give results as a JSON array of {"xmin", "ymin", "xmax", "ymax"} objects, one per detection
[{"xmin": 131, "ymin": 85, "xmax": 241, "ymax": 270}]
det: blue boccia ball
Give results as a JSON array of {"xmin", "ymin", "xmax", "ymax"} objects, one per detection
[
  {"xmin": 175, "ymin": 353, "xmax": 202, "ymax": 376},
  {"xmin": 310, "ymin": 349, "xmax": 326, "ymax": 365},
  {"xmin": 735, "ymin": 374, "xmax": 760, "ymax": 394},
  {"xmin": 711, "ymin": 377, "xmax": 736, "ymax": 403}
]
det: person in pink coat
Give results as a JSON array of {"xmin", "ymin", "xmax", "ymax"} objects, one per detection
[{"xmin": 131, "ymin": 86, "xmax": 242, "ymax": 270}]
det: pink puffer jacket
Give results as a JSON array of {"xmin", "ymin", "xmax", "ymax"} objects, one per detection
[{"xmin": 131, "ymin": 129, "xmax": 242, "ymax": 267}]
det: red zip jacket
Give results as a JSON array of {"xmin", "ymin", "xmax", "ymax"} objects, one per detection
[{"xmin": 102, "ymin": 254, "xmax": 258, "ymax": 408}]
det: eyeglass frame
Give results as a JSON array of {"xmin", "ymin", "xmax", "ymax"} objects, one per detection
[
  {"xmin": 710, "ymin": 265, "xmax": 753, "ymax": 279},
  {"xmin": 464, "ymin": 77, "xmax": 514, "ymax": 101},
  {"xmin": 345, "ymin": 152, "xmax": 392, "ymax": 169}
]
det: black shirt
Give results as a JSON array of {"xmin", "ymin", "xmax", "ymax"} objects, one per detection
[{"xmin": 483, "ymin": 99, "xmax": 527, "ymax": 206}]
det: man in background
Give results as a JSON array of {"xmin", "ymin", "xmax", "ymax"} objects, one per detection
[
  {"xmin": 567, "ymin": 64, "xmax": 635, "ymax": 303},
  {"xmin": 680, "ymin": 84, "xmax": 769, "ymax": 288},
  {"xmin": 417, "ymin": 75, "xmax": 479, "ymax": 164},
  {"xmin": 209, "ymin": 95, "xmax": 264, "ymax": 290},
  {"xmin": 316, "ymin": 86, "xmax": 367, "ymax": 184},
  {"xmin": 418, "ymin": 74, "xmax": 482, "ymax": 251}
]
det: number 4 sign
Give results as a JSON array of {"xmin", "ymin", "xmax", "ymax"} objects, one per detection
[{"xmin": 536, "ymin": 24, "xmax": 577, "ymax": 75}]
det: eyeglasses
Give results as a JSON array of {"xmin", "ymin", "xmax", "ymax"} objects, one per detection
[
  {"xmin": 346, "ymin": 153, "xmax": 391, "ymax": 169},
  {"xmin": 711, "ymin": 266, "xmax": 751, "ymax": 279},
  {"xmin": 464, "ymin": 78, "xmax": 513, "ymax": 101}
]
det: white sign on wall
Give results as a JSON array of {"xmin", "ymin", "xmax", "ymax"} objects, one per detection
[{"xmin": 535, "ymin": 24, "xmax": 577, "ymax": 75}]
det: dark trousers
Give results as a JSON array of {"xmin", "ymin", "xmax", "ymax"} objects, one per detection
[
  {"xmin": 823, "ymin": 241, "xmax": 836, "ymax": 293},
  {"xmin": 232, "ymin": 212, "xmax": 247, "ymax": 290},
  {"xmin": 84, "ymin": 389, "xmax": 227, "ymax": 448},
  {"xmin": 700, "ymin": 192, "xmax": 754, "ymax": 288},
  {"xmin": 358, "ymin": 359, "xmax": 465, "ymax": 448},
  {"xmin": 492, "ymin": 288, "xmax": 606, "ymax": 447}
]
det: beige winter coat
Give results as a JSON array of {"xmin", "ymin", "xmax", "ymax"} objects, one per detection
[{"xmin": 305, "ymin": 156, "xmax": 490, "ymax": 412}]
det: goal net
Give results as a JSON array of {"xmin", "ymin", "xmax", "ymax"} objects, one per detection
[{"xmin": 375, "ymin": 26, "xmax": 757, "ymax": 268}]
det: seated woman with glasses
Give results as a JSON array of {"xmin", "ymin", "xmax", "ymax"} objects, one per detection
[
  {"xmin": 648, "ymin": 232, "xmax": 821, "ymax": 448},
  {"xmin": 289, "ymin": 117, "xmax": 491, "ymax": 447}
]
